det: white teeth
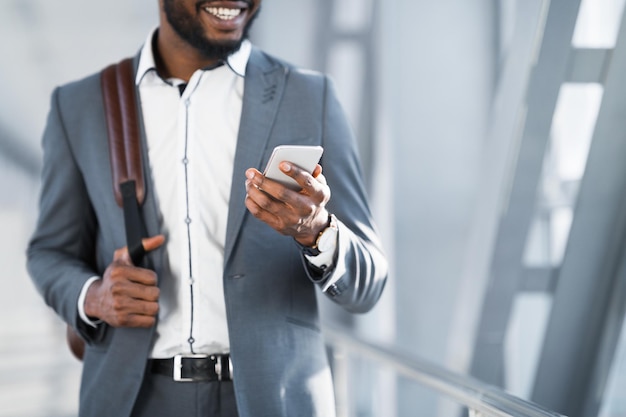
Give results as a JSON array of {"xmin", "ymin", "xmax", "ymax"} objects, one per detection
[{"xmin": 205, "ymin": 6, "xmax": 242, "ymax": 20}]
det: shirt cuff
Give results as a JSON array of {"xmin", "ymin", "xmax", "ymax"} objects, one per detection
[
  {"xmin": 304, "ymin": 247, "xmax": 335, "ymax": 270},
  {"xmin": 78, "ymin": 276, "xmax": 103, "ymax": 328}
]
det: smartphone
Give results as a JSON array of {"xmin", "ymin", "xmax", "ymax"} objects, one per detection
[{"xmin": 263, "ymin": 145, "xmax": 324, "ymax": 190}]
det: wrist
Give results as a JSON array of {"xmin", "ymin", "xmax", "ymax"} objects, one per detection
[
  {"xmin": 78, "ymin": 276, "xmax": 103, "ymax": 328},
  {"xmin": 296, "ymin": 213, "xmax": 338, "ymax": 257},
  {"xmin": 295, "ymin": 210, "xmax": 331, "ymax": 247},
  {"xmin": 83, "ymin": 278, "xmax": 102, "ymax": 319}
]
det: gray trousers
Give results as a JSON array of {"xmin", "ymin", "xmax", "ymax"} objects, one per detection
[{"xmin": 131, "ymin": 372, "xmax": 239, "ymax": 417}]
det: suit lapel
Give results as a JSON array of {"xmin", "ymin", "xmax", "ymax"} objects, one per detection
[{"xmin": 224, "ymin": 48, "xmax": 288, "ymax": 266}]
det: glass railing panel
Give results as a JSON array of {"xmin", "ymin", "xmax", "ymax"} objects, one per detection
[{"xmin": 325, "ymin": 325, "xmax": 566, "ymax": 417}]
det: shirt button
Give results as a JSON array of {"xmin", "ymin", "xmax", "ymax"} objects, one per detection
[
  {"xmin": 182, "ymin": 157, "xmax": 189, "ymax": 165},
  {"xmin": 185, "ymin": 217, "xmax": 192, "ymax": 224}
]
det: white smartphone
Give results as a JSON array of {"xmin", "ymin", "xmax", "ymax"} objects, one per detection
[{"xmin": 263, "ymin": 145, "xmax": 324, "ymax": 190}]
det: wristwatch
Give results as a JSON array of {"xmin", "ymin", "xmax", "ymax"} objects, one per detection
[{"xmin": 300, "ymin": 214, "xmax": 338, "ymax": 257}]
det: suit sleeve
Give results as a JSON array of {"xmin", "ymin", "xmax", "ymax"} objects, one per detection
[
  {"xmin": 304, "ymin": 76, "xmax": 388, "ymax": 313},
  {"xmin": 26, "ymin": 87, "xmax": 103, "ymax": 341}
]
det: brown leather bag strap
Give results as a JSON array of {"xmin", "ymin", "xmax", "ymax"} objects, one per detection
[
  {"xmin": 101, "ymin": 57, "xmax": 147, "ymax": 265},
  {"xmin": 101, "ymin": 57, "xmax": 145, "ymax": 207}
]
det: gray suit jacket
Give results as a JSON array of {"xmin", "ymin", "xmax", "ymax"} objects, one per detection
[{"xmin": 27, "ymin": 47, "xmax": 387, "ymax": 417}]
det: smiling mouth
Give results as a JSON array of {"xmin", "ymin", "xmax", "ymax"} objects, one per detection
[{"xmin": 204, "ymin": 6, "xmax": 243, "ymax": 20}]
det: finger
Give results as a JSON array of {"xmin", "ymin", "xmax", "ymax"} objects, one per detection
[
  {"xmin": 245, "ymin": 168, "xmax": 264, "ymax": 190},
  {"xmin": 125, "ymin": 279, "xmax": 160, "ymax": 300},
  {"xmin": 143, "ymin": 234, "xmax": 166, "ymax": 252},
  {"xmin": 246, "ymin": 177, "xmax": 282, "ymax": 207},
  {"xmin": 113, "ymin": 246, "xmax": 132, "ymax": 264},
  {"xmin": 127, "ymin": 268, "xmax": 159, "ymax": 287},
  {"xmin": 248, "ymin": 165, "xmax": 307, "ymax": 205},
  {"xmin": 126, "ymin": 317, "xmax": 156, "ymax": 328},
  {"xmin": 118, "ymin": 312, "xmax": 158, "ymax": 328},
  {"xmin": 108, "ymin": 262, "xmax": 159, "ymax": 288},
  {"xmin": 313, "ymin": 172, "xmax": 327, "ymax": 186},
  {"xmin": 131, "ymin": 314, "xmax": 158, "ymax": 328},
  {"xmin": 247, "ymin": 166, "xmax": 305, "ymax": 205},
  {"xmin": 109, "ymin": 294, "xmax": 159, "ymax": 316},
  {"xmin": 244, "ymin": 193, "xmax": 282, "ymax": 228},
  {"xmin": 311, "ymin": 165, "xmax": 328, "ymax": 186},
  {"xmin": 113, "ymin": 234, "xmax": 166, "ymax": 263},
  {"xmin": 279, "ymin": 162, "xmax": 320, "ymax": 193},
  {"xmin": 129, "ymin": 299, "xmax": 159, "ymax": 318}
]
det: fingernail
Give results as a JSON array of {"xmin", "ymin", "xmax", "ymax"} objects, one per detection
[
  {"xmin": 246, "ymin": 170, "xmax": 255, "ymax": 179},
  {"xmin": 280, "ymin": 162, "xmax": 291, "ymax": 172}
]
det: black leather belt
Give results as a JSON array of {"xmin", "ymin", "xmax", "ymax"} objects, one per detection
[{"xmin": 150, "ymin": 354, "xmax": 233, "ymax": 382}]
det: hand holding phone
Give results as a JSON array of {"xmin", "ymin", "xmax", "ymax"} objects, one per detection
[{"xmin": 263, "ymin": 145, "xmax": 324, "ymax": 190}]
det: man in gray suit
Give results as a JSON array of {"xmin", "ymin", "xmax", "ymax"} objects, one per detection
[{"xmin": 27, "ymin": 0, "xmax": 388, "ymax": 416}]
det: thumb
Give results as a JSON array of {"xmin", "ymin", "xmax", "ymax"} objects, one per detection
[
  {"xmin": 113, "ymin": 234, "xmax": 166, "ymax": 264},
  {"xmin": 142, "ymin": 234, "xmax": 166, "ymax": 252}
]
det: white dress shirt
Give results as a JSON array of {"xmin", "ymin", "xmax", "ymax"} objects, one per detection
[{"xmin": 137, "ymin": 30, "xmax": 252, "ymax": 357}]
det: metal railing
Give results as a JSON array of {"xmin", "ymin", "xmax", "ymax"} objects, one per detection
[{"xmin": 323, "ymin": 326, "xmax": 567, "ymax": 417}]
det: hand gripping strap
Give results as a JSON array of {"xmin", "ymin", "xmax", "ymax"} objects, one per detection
[{"xmin": 101, "ymin": 58, "xmax": 147, "ymax": 265}]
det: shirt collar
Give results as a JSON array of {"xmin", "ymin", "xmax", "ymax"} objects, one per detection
[{"xmin": 136, "ymin": 27, "xmax": 251, "ymax": 85}]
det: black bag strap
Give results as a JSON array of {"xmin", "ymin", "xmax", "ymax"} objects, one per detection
[{"xmin": 101, "ymin": 58, "xmax": 147, "ymax": 265}]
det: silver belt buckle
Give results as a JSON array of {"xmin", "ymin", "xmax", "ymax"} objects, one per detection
[{"xmin": 173, "ymin": 353, "xmax": 208, "ymax": 382}]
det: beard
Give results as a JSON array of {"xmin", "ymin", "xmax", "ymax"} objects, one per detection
[{"xmin": 163, "ymin": 0, "xmax": 259, "ymax": 60}]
